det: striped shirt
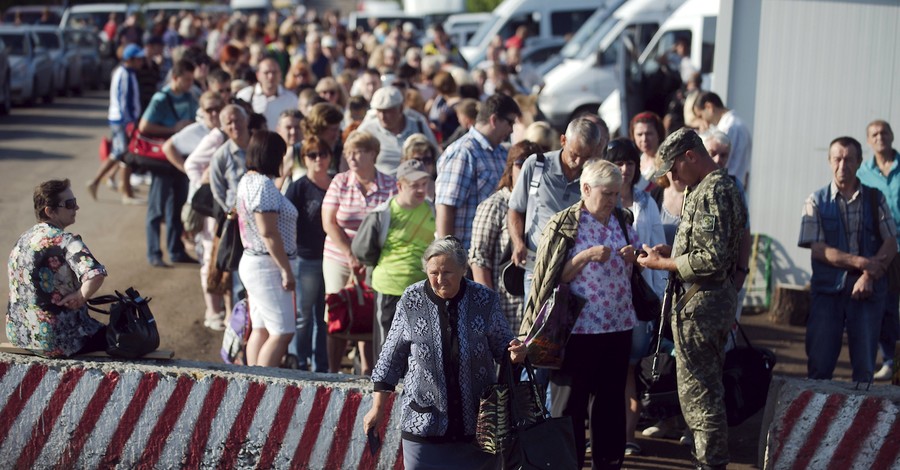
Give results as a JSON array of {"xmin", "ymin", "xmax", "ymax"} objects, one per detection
[
  {"xmin": 322, "ymin": 170, "xmax": 396, "ymax": 265},
  {"xmin": 108, "ymin": 65, "xmax": 141, "ymax": 125},
  {"xmin": 435, "ymin": 127, "xmax": 508, "ymax": 250}
]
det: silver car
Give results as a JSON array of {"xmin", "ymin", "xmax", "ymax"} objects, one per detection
[
  {"xmin": 0, "ymin": 26, "xmax": 55, "ymax": 105},
  {"xmin": 31, "ymin": 26, "xmax": 84, "ymax": 96}
]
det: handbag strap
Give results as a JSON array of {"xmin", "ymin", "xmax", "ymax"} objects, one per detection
[
  {"xmin": 505, "ymin": 354, "xmax": 550, "ymax": 427},
  {"xmin": 86, "ymin": 294, "xmax": 121, "ymax": 314}
]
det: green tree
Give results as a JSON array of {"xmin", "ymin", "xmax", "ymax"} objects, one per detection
[{"xmin": 466, "ymin": 0, "xmax": 502, "ymax": 13}]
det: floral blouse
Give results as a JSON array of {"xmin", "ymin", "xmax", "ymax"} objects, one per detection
[
  {"xmin": 7, "ymin": 223, "xmax": 107, "ymax": 357},
  {"xmin": 569, "ymin": 208, "xmax": 639, "ymax": 334}
]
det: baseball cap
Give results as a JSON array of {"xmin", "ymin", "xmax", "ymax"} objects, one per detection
[
  {"xmin": 122, "ymin": 43, "xmax": 145, "ymax": 60},
  {"xmin": 370, "ymin": 86, "xmax": 404, "ymax": 110},
  {"xmin": 652, "ymin": 127, "xmax": 705, "ymax": 179},
  {"xmin": 396, "ymin": 159, "xmax": 431, "ymax": 181}
]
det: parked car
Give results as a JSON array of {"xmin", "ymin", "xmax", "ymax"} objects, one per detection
[
  {"xmin": 0, "ymin": 26, "xmax": 54, "ymax": 105},
  {"xmin": 143, "ymin": 2, "xmax": 201, "ymax": 22},
  {"xmin": 60, "ymin": 3, "xmax": 138, "ymax": 34},
  {"xmin": 31, "ymin": 26, "xmax": 83, "ymax": 96},
  {"xmin": 65, "ymin": 28, "xmax": 106, "ymax": 91},
  {"xmin": 2, "ymin": 6, "xmax": 64, "ymax": 26},
  {"xmin": 0, "ymin": 36, "xmax": 10, "ymax": 114}
]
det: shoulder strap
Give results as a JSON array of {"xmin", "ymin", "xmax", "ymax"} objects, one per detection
[
  {"xmin": 613, "ymin": 207, "xmax": 633, "ymax": 244},
  {"xmin": 527, "ymin": 151, "xmax": 546, "ymax": 197},
  {"xmin": 867, "ymin": 185, "xmax": 883, "ymax": 247},
  {"xmin": 165, "ymin": 92, "xmax": 183, "ymax": 121}
]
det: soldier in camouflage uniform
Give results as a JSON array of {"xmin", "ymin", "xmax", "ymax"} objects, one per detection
[{"xmin": 637, "ymin": 128, "xmax": 748, "ymax": 470}]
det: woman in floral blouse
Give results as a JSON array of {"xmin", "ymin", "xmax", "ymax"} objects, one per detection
[
  {"xmin": 521, "ymin": 160, "xmax": 640, "ymax": 469},
  {"xmin": 7, "ymin": 179, "xmax": 108, "ymax": 357}
]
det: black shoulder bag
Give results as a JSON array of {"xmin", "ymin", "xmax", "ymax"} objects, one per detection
[
  {"xmin": 613, "ymin": 207, "xmax": 660, "ymax": 321},
  {"xmin": 87, "ymin": 287, "xmax": 160, "ymax": 358}
]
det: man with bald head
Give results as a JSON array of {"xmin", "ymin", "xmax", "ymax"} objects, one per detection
[{"xmin": 235, "ymin": 57, "xmax": 298, "ymax": 129}]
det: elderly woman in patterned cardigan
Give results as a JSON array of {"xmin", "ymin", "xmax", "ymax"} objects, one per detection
[{"xmin": 363, "ymin": 236, "xmax": 526, "ymax": 469}]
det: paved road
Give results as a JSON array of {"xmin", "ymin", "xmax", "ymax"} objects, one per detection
[{"xmin": 0, "ymin": 91, "xmax": 861, "ymax": 469}]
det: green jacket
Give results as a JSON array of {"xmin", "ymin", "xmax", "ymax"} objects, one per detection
[{"xmin": 519, "ymin": 202, "xmax": 582, "ymax": 336}]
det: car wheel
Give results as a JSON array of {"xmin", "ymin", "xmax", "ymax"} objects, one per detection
[
  {"xmin": 23, "ymin": 78, "xmax": 36, "ymax": 106},
  {"xmin": 0, "ymin": 74, "xmax": 10, "ymax": 115},
  {"xmin": 43, "ymin": 77, "xmax": 54, "ymax": 104}
]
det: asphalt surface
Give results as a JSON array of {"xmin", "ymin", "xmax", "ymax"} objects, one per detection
[{"xmin": 0, "ymin": 91, "xmax": 862, "ymax": 469}]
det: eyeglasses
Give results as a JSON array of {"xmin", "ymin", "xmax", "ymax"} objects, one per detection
[
  {"xmin": 306, "ymin": 152, "xmax": 330, "ymax": 160},
  {"xmin": 57, "ymin": 198, "xmax": 77, "ymax": 210}
]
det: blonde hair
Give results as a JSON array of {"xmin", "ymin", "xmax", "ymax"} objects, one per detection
[
  {"xmin": 580, "ymin": 159, "xmax": 622, "ymax": 199},
  {"xmin": 523, "ymin": 121, "xmax": 559, "ymax": 152},
  {"xmin": 402, "ymin": 133, "xmax": 439, "ymax": 162},
  {"xmin": 344, "ymin": 130, "xmax": 380, "ymax": 155}
]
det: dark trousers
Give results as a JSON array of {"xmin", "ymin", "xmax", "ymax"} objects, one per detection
[
  {"xmin": 550, "ymin": 331, "xmax": 632, "ymax": 470},
  {"xmin": 374, "ymin": 292, "xmax": 401, "ymax": 361},
  {"xmin": 146, "ymin": 172, "xmax": 188, "ymax": 262}
]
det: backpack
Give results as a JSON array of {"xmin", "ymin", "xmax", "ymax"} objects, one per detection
[{"xmin": 221, "ymin": 298, "xmax": 251, "ymax": 365}]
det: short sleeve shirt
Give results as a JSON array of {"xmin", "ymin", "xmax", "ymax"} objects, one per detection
[
  {"xmin": 508, "ymin": 150, "xmax": 583, "ymax": 251},
  {"xmin": 322, "ymin": 171, "xmax": 397, "ymax": 265},
  {"xmin": 371, "ymin": 200, "xmax": 435, "ymax": 296},
  {"xmin": 236, "ymin": 172, "xmax": 299, "ymax": 257},
  {"xmin": 569, "ymin": 209, "xmax": 639, "ymax": 334},
  {"xmin": 142, "ymin": 86, "xmax": 198, "ymax": 129}
]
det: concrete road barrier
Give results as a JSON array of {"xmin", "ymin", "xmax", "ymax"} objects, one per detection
[
  {"xmin": 761, "ymin": 376, "xmax": 900, "ymax": 469},
  {"xmin": 0, "ymin": 352, "xmax": 403, "ymax": 469}
]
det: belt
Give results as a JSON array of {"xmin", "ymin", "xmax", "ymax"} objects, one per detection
[{"xmin": 675, "ymin": 278, "xmax": 733, "ymax": 313}]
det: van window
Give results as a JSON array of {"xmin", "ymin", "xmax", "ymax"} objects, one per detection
[
  {"xmin": 550, "ymin": 9, "xmax": 594, "ymax": 37},
  {"xmin": 597, "ymin": 23, "xmax": 659, "ymax": 66},
  {"xmin": 700, "ymin": 16, "xmax": 716, "ymax": 74},
  {"xmin": 501, "ymin": 13, "xmax": 539, "ymax": 41}
]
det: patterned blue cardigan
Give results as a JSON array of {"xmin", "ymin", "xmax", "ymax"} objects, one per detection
[{"xmin": 372, "ymin": 279, "xmax": 513, "ymax": 441}]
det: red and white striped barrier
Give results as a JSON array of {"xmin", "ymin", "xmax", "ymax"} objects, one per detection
[
  {"xmin": 0, "ymin": 353, "xmax": 404, "ymax": 469},
  {"xmin": 762, "ymin": 377, "xmax": 900, "ymax": 469}
]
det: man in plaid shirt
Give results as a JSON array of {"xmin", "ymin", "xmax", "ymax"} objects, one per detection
[
  {"xmin": 799, "ymin": 136, "xmax": 897, "ymax": 383},
  {"xmin": 435, "ymin": 94, "xmax": 521, "ymax": 250}
]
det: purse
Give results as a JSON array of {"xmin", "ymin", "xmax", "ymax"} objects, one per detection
[
  {"xmin": 215, "ymin": 209, "xmax": 244, "ymax": 272},
  {"xmin": 523, "ymin": 283, "xmax": 585, "ymax": 369},
  {"xmin": 181, "ymin": 203, "xmax": 205, "ymax": 233},
  {"xmin": 613, "ymin": 207, "xmax": 661, "ymax": 322},
  {"xmin": 221, "ymin": 298, "xmax": 252, "ymax": 365},
  {"xmin": 191, "ymin": 184, "xmax": 216, "ymax": 218},
  {"xmin": 325, "ymin": 273, "xmax": 375, "ymax": 340},
  {"xmin": 123, "ymin": 95, "xmax": 181, "ymax": 174},
  {"xmin": 476, "ymin": 355, "xmax": 545, "ymax": 454},
  {"xmin": 723, "ymin": 321, "xmax": 777, "ymax": 426},
  {"xmin": 87, "ymin": 288, "xmax": 160, "ymax": 359},
  {"xmin": 99, "ymin": 136, "xmax": 111, "ymax": 161}
]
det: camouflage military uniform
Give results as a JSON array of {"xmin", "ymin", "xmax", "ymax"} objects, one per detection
[{"xmin": 671, "ymin": 168, "xmax": 747, "ymax": 469}]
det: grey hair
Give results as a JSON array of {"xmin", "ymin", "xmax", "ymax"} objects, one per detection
[
  {"xmin": 565, "ymin": 117, "xmax": 602, "ymax": 149},
  {"xmin": 421, "ymin": 236, "xmax": 469, "ymax": 272},
  {"xmin": 580, "ymin": 159, "xmax": 623, "ymax": 199},
  {"xmin": 221, "ymin": 104, "xmax": 248, "ymax": 121},
  {"xmin": 702, "ymin": 130, "xmax": 731, "ymax": 151}
]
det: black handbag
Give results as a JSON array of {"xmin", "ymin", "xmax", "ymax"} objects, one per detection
[
  {"xmin": 191, "ymin": 184, "xmax": 216, "ymax": 218},
  {"xmin": 87, "ymin": 288, "xmax": 160, "ymax": 359},
  {"xmin": 215, "ymin": 209, "xmax": 243, "ymax": 272},
  {"xmin": 723, "ymin": 322, "xmax": 776, "ymax": 426},
  {"xmin": 613, "ymin": 208, "xmax": 661, "ymax": 322}
]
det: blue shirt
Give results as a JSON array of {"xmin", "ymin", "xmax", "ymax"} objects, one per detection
[
  {"xmin": 435, "ymin": 127, "xmax": 507, "ymax": 250},
  {"xmin": 857, "ymin": 150, "xmax": 900, "ymax": 244},
  {"xmin": 141, "ymin": 85, "xmax": 198, "ymax": 129}
]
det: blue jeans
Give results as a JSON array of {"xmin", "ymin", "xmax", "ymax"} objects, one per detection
[
  {"xmin": 287, "ymin": 257, "xmax": 328, "ymax": 372},
  {"xmin": 879, "ymin": 293, "xmax": 900, "ymax": 366},
  {"xmin": 807, "ymin": 284, "xmax": 885, "ymax": 382},
  {"xmin": 146, "ymin": 172, "xmax": 188, "ymax": 262}
]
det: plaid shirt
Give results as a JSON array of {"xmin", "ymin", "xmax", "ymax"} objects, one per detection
[
  {"xmin": 799, "ymin": 180, "xmax": 895, "ymax": 254},
  {"xmin": 469, "ymin": 188, "xmax": 523, "ymax": 331},
  {"xmin": 436, "ymin": 127, "xmax": 508, "ymax": 250}
]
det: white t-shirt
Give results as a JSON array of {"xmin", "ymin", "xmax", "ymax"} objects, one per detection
[
  {"xmin": 235, "ymin": 84, "xmax": 299, "ymax": 131},
  {"xmin": 171, "ymin": 121, "xmax": 211, "ymax": 156}
]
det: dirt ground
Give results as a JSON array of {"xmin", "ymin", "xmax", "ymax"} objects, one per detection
[{"xmin": 0, "ymin": 91, "xmax": 866, "ymax": 469}]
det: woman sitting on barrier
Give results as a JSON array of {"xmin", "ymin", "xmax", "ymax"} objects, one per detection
[
  {"xmin": 7, "ymin": 179, "xmax": 109, "ymax": 357},
  {"xmin": 363, "ymin": 236, "xmax": 525, "ymax": 469}
]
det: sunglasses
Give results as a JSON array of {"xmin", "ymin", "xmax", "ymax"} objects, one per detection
[
  {"xmin": 57, "ymin": 198, "xmax": 77, "ymax": 210},
  {"xmin": 306, "ymin": 152, "xmax": 330, "ymax": 160},
  {"xmin": 204, "ymin": 107, "xmax": 222, "ymax": 114}
]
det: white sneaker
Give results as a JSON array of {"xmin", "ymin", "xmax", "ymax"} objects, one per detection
[
  {"xmin": 204, "ymin": 314, "xmax": 226, "ymax": 331},
  {"xmin": 680, "ymin": 431, "xmax": 694, "ymax": 447},
  {"xmin": 874, "ymin": 363, "xmax": 894, "ymax": 381},
  {"xmin": 642, "ymin": 422, "xmax": 679, "ymax": 439}
]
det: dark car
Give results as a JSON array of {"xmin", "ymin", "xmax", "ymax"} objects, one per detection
[
  {"xmin": 0, "ymin": 36, "xmax": 10, "ymax": 114},
  {"xmin": 65, "ymin": 28, "xmax": 105, "ymax": 91},
  {"xmin": 2, "ymin": 6, "xmax": 64, "ymax": 26},
  {"xmin": 31, "ymin": 26, "xmax": 84, "ymax": 96}
]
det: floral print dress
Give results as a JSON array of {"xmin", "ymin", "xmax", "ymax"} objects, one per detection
[{"xmin": 7, "ymin": 223, "xmax": 107, "ymax": 357}]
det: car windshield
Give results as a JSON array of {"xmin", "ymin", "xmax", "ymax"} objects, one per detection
[
  {"xmin": 67, "ymin": 12, "xmax": 108, "ymax": 29},
  {"xmin": 0, "ymin": 34, "xmax": 25, "ymax": 55},
  {"xmin": 36, "ymin": 32, "xmax": 60, "ymax": 49},
  {"xmin": 572, "ymin": 13, "xmax": 621, "ymax": 61},
  {"xmin": 467, "ymin": 14, "xmax": 501, "ymax": 48}
]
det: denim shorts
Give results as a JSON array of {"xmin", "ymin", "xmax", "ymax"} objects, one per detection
[{"xmin": 110, "ymin": 123, "xmax": 128, "ymax": 161}]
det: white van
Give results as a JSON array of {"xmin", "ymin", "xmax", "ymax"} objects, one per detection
[
  {"xmin": 444, "ymin": 12, "xmax": 492, "ymax": 47},
  {"xmin": 600, "ymin": 0, "xmax": 718, "ymax": 134},
  {"xmin": 459, "ymin": 0, "xmax": 607, "ymax": 66},
  {"xmin": 537, "ymin": 0, "xmax": 684, "ymax": 130}
]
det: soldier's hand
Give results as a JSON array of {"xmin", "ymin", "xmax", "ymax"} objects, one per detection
[
  {"xmin": 638, "ymin": 244, "xmax": 660, "ymax": 269},
  {"xmin": 652, "ymin": 244, "xmax": 672, "ymax": 258},
  {"xmin": 851, "ymin": 272, "xmax": 874, "ymax": 300}
]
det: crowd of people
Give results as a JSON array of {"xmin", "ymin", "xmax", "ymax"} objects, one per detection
[{"xmin": 6, "ymin": 6, "xmax": 900, "ymax": 470}]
